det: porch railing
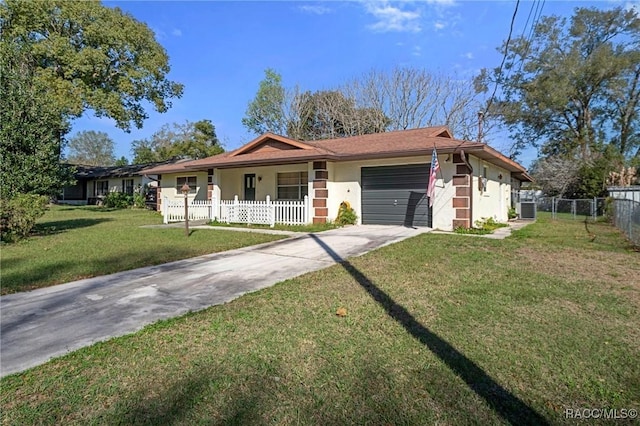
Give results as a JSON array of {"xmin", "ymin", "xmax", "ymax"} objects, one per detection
[{"xmin": 162, "ymin": 195, "xmax": 310, "ymax": 227}]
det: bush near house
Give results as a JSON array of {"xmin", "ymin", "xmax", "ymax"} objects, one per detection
[
  {"xmin": 336, "ymin": 201, "xmax": 357, "ymax": 225},
  {"xmin": 103, "ymin": 192, "xmax": 133, "ymax": 209},
  {"xmin": 0, "ymin": 194, "xmax": 48, "ymax": 243}
]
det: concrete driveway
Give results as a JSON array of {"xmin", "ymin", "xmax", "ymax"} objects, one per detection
[{"xmin": 0, "ymin": 225, "xmax": 431, "ymax": 377}]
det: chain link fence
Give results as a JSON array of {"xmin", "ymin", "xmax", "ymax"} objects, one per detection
[
  {"xmin": 512, "ymin": 191, "xmax": 639, "ymax": 246},
  {"xmin": 533, "ymin": 197, "xmax": 607, "ymax": 221},
  {"xmin": 610, "ymin": 199, "xmax": 640, "ymax": 247}
]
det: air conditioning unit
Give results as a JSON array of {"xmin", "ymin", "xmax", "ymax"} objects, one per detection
[{"xmin": 517, "ymin": 202, "xmax": 537, "ymax": 220}]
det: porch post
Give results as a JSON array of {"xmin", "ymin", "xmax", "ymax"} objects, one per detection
[{"xmin": 162, "ymin": 197, "xmax": 168, "ymax": 224}]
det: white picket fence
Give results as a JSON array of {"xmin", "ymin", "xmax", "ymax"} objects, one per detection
[
  {"xmin": 162, "ymin": 195, "xmax": 310, "ymax": 227},
  {"xmin": 163, "ymin": 198, "xmax": 212, "ymax": 224}
]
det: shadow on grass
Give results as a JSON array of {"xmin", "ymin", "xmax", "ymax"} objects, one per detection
[
  {"xmin": 34, "ymin": 218, "xmax": 112, "ymax": 235},
  {"xmin": 111, "ymin": 369, "xmax": 269, "ymax": 425},
  {"xmin": 57, "ymin": 206, "xmax": 120, "ymax": 212},
  {"xmin": 0, "ymin": 246, "xmax": 196, "ymax": 296},
  {"xmin": 309, "ymin": 233, "xmax": 549, "ymax": 425}
]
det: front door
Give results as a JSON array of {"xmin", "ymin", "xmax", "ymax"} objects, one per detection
[{"xmin": 244, "ymin": 174, "xmax": 256, "ymax": 201}]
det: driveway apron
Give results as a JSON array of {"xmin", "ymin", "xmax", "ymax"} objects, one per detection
[{"xmin": 1, "ymin": 225, "xmax": 430, "ymax": 377}]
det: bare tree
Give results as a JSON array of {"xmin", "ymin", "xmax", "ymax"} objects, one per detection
[
  {"xmin": 341, "ymin": 67, "xmax": 486, "ymax": 140},
  {"xmin": 285, "ymin": 89, "xmax": 387, "ymax": 140},
  {"xmin": 530, "ymin": 156, "xmax": 581, "ymax": 197}
]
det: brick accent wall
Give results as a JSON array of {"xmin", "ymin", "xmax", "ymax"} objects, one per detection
[
  {"xmin": 312, "ymin": 161, "xmax": 328, "ymax": 223},
  {"xmin": 156, "ymin": 175, "xmax": 162, "ymax": 211},
  {"xmin": 451, "ymin": 160, "xmax": 471, "ymax": 229}
]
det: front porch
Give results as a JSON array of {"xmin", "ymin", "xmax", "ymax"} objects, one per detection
[{"xmin": 162, "ymin": 195, "xmax": 311, "ymax": 227}]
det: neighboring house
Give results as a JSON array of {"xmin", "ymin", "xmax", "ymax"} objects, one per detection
[
  {"xmin": 143, "ymin": 127, "xmax": 532, "ymax": 230},
  {"xmin": 59, "ymin": 162, "xmax": 176, "ymax": 205}
]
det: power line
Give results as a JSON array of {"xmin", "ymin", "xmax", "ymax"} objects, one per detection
[
  {"xmin": 482, "ymin": 0, "xmax": 520, "ymax": 140},
  {"xmin": 517, "ymin": 0, "xmax": 546, "ymax": 75}
]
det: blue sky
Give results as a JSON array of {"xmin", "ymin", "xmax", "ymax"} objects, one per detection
[{"xmin": 70, "ymin": 0, "xmax": 638, "ymax": 168}]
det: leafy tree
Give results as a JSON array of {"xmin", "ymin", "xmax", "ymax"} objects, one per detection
[
  {"xmin": 114, "ymin": 156, "xmax": 129, "ymax": 166},
  {"xmin": 1, "ymin": 0, "xmax": 182, "ymax": 200},
  {"xmin": 132, "ymin": 120, "xmax": 224, "ymax": 164},
  {"xmin": 0, "ymin": 39, "xmax": 73, "ymax": 199},
  {"xmin": 242, "ymin": 68, "xmax": 288, "ymax": 135},
  {"xmin": 1, "ymin": 0, "xmax": 184, "ymax": 132},
  {"xmin": 67, "ymin": 131, "xmax": 116, "ymax": 166},
  {"xmin": 475, "ymin": 7, "xmax": 640, "ymax": 161}
]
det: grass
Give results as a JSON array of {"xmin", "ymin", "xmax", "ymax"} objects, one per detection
[
  {"xmin": 0, "ymin": 205, "xmax": 285, "ymax": 295},
  {"xmin": 209, "ymin": 220, "xmax": 340, "ymax": 233},
  {"xmin": 1, "ymin": 213, "xmax": 639, "ymax": 424}
]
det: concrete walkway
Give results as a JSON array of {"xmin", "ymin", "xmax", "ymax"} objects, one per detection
[
  {"xmin": 0, "ymin": 225, "xmax": 431, "ymax": 377},
  {"xmin": 431, "ymin": 220, "xmax": 533, "ymax": 240}
]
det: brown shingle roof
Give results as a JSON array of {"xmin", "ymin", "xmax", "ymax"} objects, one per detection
[{"xmin": 141, "ymin": 127, "xmax": 532, "ymax": 181}]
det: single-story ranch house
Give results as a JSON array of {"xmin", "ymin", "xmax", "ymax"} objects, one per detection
[
  {"xmin": 142, "ymin": 126, "xmax": 532, "ymax": 230},
  {"xmin": 59, "ymin": 161, "xmax": 183, "ymax": 205}
]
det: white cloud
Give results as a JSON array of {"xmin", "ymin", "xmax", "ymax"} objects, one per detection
[
  {"xmin": 299, "ymin": 5, "xmax": 332, "ymax": 15},
  {"xmin": 412, "ymin": 45, "xmax": 422, "ymax": 56},
  {"xmin": 434, "ymin": 21, "xmax": 446, "ymax": 31},
  {"xmin": 172, "ymin": 28, "xmax": 182, "ymax": 37},
  {"xmin": 364, "ymin": 1, "xmax": 422, "ymax": 33},
  {"xmin": 462, "ymin": 52, "xmax": 474, "ymax": 59}
]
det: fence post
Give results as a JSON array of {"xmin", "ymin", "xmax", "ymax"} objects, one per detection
[
  {"xmin": 304, "ymin": 195, "xmax": 309, "ymax": 224},
  {"xmin": 233, "ymin": 195, "xmax": 239, "ymax": 223},
  {"xmin": 266, "ymin": 195, "xmax": 275, "ymax": 227},
  {"xmin": 571, "ymin": 200, "xmax": 576, "ymax": 219},
  {"xmin": 162, "ymin": 197, "xmax": 168, "ymax": 224},
  {"xmin": 592, "ymin": 197, "xmax": 597, "ymax": 221},
  {"xmin": 210, "ymin": 197, "xmax": 215, "ymax": 221}
]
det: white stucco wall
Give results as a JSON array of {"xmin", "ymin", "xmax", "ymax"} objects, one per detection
[
  {"xmin": 159, "ymin": 172, "xmax": 209, "ymax": 201},
  {"xmin": 469, "ymin": 157, "xmax": 512, "ymax": 224},
  {"xmin": 214, "ymin": 163, "xmax": 311, "ymax": 201}
]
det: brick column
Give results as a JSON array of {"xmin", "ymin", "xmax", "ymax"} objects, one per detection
[
  {"xmin": 156, "ymin": 174, "xmax": 162, "ymax": 211},
  {"xmin": 207, "ymin": 169, "xmax": 214, "ymax": 200},
  {"xmin": 452, "ymin": 157, "xmax": 471, "ymax": 229},
  {"xmin": 312, "ymin": 161, "xmax": 328, "ymax": 224}
]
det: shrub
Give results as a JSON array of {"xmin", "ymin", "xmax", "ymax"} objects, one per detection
[
  {"xmin": 508, "ymin": 207, "xmax": 518, "ymax": 219},
  {"xmin": 336, "ymin": 201, "xmax": 357, "ymax": 225},
  {"xmin": 0, "ymin": 194, "xmax": 48, "ymax": 242},
  {"xmin": 103, "ymin": 192, "xmax": 133, "ymax": 209},
  {"xmin": 454, "ymin": 217, "xmax": 508, "ymax": 235},
  {"xmin": 133, "ymin": 192, "xmax": 146, "ymax": 209}
]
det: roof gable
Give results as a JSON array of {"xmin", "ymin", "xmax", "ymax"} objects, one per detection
[{"xmin": 229, "ymin": 133, "xmax": 316, "ymax": 157}]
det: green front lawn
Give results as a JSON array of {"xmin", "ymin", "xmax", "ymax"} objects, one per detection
[
  {"xmin": 1, "ymin": 214, "xmax": 638, "ymax": 424},
  {"xmin": 0, "ymin": 205, "xmax": 285, "ymax": 294}
]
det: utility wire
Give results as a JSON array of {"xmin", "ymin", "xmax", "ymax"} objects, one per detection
[
  {"xmin": 517, "ymin": 0, "xmax": 546, "ymax": 75},
  {"xmin": 484, "ymin": 0, "xmax": 520, "ymax": 119}
]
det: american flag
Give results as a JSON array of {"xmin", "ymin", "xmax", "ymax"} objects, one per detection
[{"xmin": 427, "ymin": 148, "xmax": 440, "ymax": 208}]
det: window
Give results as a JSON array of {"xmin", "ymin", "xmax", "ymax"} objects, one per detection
[
  {"xmin": 122, "ymin": 179, "xmax": 134, "ymax": 195},
  {"xmin": 95, "ymin": 180, "xmax": 110, "ymax": 196},
  {"xmin": 277, "ymin": 171, "xmax": 308, "ymax": 200},
  {"xmin": 176, "ymin": 176, "xmax": 197, "ymax": 194}
]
